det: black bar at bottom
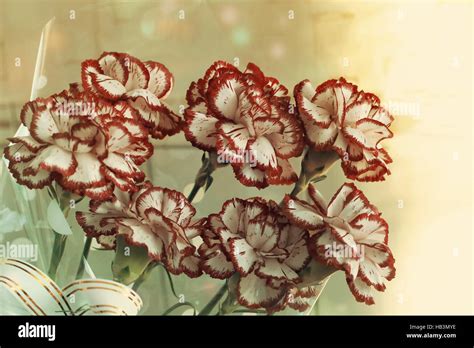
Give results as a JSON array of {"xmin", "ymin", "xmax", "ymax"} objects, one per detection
[{"xmin": 0, "ymin": 315, "xmax": 472, "ymax": 346}]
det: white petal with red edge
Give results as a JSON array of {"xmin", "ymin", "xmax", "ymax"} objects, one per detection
[
  {"xmin": 343, "ymin": 100, "xmax": 371, "ymax": 125},
  {"xmin": 284, "ymin": 236, "xmax": 310, "ymax": 272},
  {"xmin": 233, "ymin": 163, "xmax": 267, "ymax": 188},
  {"xmin": 38, "ymin": 146, "xmax": 76, "ymax": 175},
  {"xmin": 343, "ymin": 120, "xmax": 391, "ymax": 150},
  {"xmin": 325, "ymin": 216, "xmax": 358, "ymax": 251},
  {"xmin": 123, "ymin": 56, "xmax": 149, "ymax": 91},
  {"xmin": 327, "ymin": 183, "xmax": 375, "ymax": 220},
  {"xmin": 102, "ymin": 153, "xmax": 141, "ymax": 178},
  {"xmin": 208, "ymin": 75, "xmax": 244, "ymax": 120},
  {"xmin": 355, "ymin": 118, "xmax": 392, "ymax": 148},
  {"xmin": 135, "ymin": 187, "xmax": 195, "ymax": 226},
  {"xmin": 180, "ymin": 255, "xmax": 202, "ymax": 278},
  {"xmin": 105, "ymin": 123, "xmax": 134, "ymax": 152},
  {"xmin": 75, "ymin": 211, "xmax": 117, "ymax": 237},
  {"xmin": 302, "ymin": 117, "xmax": 337, "ymax": 150},
  {"xmin": 83, "ymin": 184, "xmax": 114, "ymax": 200},
  {"xmin": 267, "ymin": 158, "xmax": 297, "ymax": 185},
  {"xmin": 347, "ymin": 276, "xmax": 375, "ymax": 305},
  {"xmin": 249, "ymin": 136, "xmax": 278, "ymax": 171},
  {"xmin": 283, "ymin": 196, "xmax": 324, "ymax": 229},
  {"xmin": 184, "ymin": 110, "xmax": 218, "ymax": 150},
  {"xmin": 253, "ymin": 118, "xmax": 284, "ymax": 136},
  {"xmin": 358, "ymin": 258, "xmax": 386, "ymax": 290},
  {"xmin": 60, "ymin": 152, "xmax": 105, "ymax": 189},
  {"xmin": 8, "ymin": 160, "xmax": 53, "ymax": 189},
  {"xmin": 81, "ymin": 60, "xmax": 103, "ymax": 95},
  {"xmin": 349, "ymin": 164, "xmax": 389, "ymax": 182},
  {"xmin": 351, "ymin": 214, "xmax": 388, "ymax": 244},
  {"xmin": 8, "ymin": 136, "xmax": 46, "ymax": 152},
  {"xmin": 118, "ymin": 219, "xmax": 165, "ymax": 260},
  {"xmin": 4, "ymin": 142, "xmax": 37, "ymax": 163},
  {"xmin": 332, "ymin": 132, "xmax": 348, "ymax": 158},
  {"xmin": 126, "ymin": 88, "xmax": 161, "ymax": 109},
  {"xmin": 229, "ymin": 238, "xmax": 259, "ymax": 275},
  {"xmin": 237, "ymin": 273, "xmax": 285, "ymax": 309},
  {"xmin": 103, "ymin": 168, "xmax": 136, "ymax": 192},
  {"xmin": 265, "ymin": 112, "xmax": 303, "ymax": 159},
  {"xmin": 333, "ymin": 81, "xmax": 359, "ymax": 124},
  {"xmin": 91, "ymin": 73, "xmax": 127, "ymax": 100},
  {"xmin": 97, "ymin": 234, "xmax": 117, "ymax": 249},
  {"xmin": 99, "ymin": 52, "xmax": 127, "ymax": 85},
  {"xmin": 30, "ymin": 109, "xmax": 58, "ymax": 143},
  {"xmin": 363, "ymin": 244, "xmax": 392, "ymax": 267},
  {"xmin": 311, "ymin": 230, "xmax": 345, "ymax": 266},
  {"xmin": 219, "ymin": 198, "xmax": 246, "ymax": 234},
  {"xmin": 307, "ymin": 184, "xmax": 328, "ymax": 213},
  {"xmin": 202, "ymin": 249, "xmax": 235, "ymax": 279},
  {"xmin": 369, "ymin": 106, "xmax": 393, "ymax": 127},
  {"xmin": 246, "ymin": 221, "xmax": 278, "ymax": 252},
  {"xmin": 71, "ymin": 123, "xmax": 99, "ymax": 143},
  {"xmin": 145, "ymin": 61, "xmax": 173, "ymax": 99},
  {"xmin": 218, "ymin": 122, "xmax": 251, "ymax": 153},
  {"xmin": 296, "ymin": 80, "xmax": 333, "ymax": 126},
  {"xmin": 256, "ymin": 258, "xmax": 299, "ymax": 281}
]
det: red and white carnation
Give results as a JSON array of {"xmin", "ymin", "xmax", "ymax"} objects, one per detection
[
  {"xmin": 4, "ymin": 87, "xmax": 153, "ymax": 200},
  {"xmin": 76, "ymin": 183, "xmax": 204, "ymax": 278},
  {"xmin": 294, "ymin": 78, "xmax": 394, "ymax": 182},
  {"xmin": 199, "ymin": 197, "xmax": 312, "ymax": 312},
  {"xmin": 81, "ymin": 52, "xmax": 181, "ymax": 139},
  {"xmin": 282, "ymin": 182, "xmax": 395, "ymax": 305},
  {"xmin": 184, "ymin": 61, "xmax": 304, "ymax": 188}
]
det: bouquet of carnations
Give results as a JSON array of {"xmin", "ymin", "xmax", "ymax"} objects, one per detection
[{"xmin": 1, "ymin": 51, "xmax": 395, "ymax": 315}]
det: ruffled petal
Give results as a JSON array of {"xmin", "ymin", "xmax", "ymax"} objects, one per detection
[
  {"xmin": 326, "ymin": 183, "xmax": 377, "ymax": 221},
  {"xmin": 232, "ymin": 163, "xmax": 268, "ymax": 189},
  {"xmin": 200, "ymin": 247, "xmax": 235, "ymax": 279},
  {"xmin": 282, "ymin": 195, "xmax": 325, "ymax": 229},
  {"xmin": 237, "ymin": 273, "xmax": 286, "ymax": 309},
  {"xmin": 145, "ymin": 61, "xmax": 173, "ymax": 99},
  {"xmin": 266, "ymin": 158, "xmax": 298, "ymax": 185},
  {"xmin": 208, "ymin": 73, "xmax": 245, "ymax": 120},
  {"xmin": 294, "ymin": 79, "xmax": 333, "ymax": 127},
  {"xmin": 229, "ymin": 238, "xmax": 259, "ymax": 275}
]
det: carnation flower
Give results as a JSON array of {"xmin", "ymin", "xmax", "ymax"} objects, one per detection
[
  {"xmin": 76, "ymin": 183, "xmax": 204, "ymax": 278},
  {"xmin": 184, "ymin": 61, "xmax": 304, "ymax": 188},
  {"xmin": 199, "ymin": 197, "xmax": 312, "ymax": 312},
  {"xmin": 282, "ymin": 182, "xmax": 395, "ymax": 304},
  {"xmin": 81, "ymin": 52, "xmax": 181, "ymax": 139},
  {"xmin": 294, "ymin": 78, "xmax": 393, "ymax": 182},
  {"xmin": 4, "ymin": 87, "xmax": 153, "ymax": 200}
]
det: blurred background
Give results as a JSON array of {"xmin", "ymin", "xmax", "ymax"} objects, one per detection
[{"xmin": 0, "ymin": 0, "xmax": 472, "ymax": 315}]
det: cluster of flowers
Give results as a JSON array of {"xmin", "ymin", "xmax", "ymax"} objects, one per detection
[
  {"xmin": 4, "ymin": 53, "xmax": 395, "ymax": 313},
  {"xmin": 5, "ymin": 52, "xmax": 179, "ymax": 199}
]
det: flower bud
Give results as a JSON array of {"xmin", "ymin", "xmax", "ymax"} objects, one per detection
[{"xmin": 112, "ymin": 235, "xmax": 151, "ymax": 285}]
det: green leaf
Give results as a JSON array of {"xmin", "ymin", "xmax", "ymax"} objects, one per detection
[
  {"xmin": 205, "ymin": 175, "xmax": 214, "ymax": 191},
  {"xmin": 47, "ymin": 200, "xmax": 72, "ymax": 235}
]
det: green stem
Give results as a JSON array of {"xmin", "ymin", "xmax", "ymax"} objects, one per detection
[
  {"xmin": 199, "ymin": 283, "xmax": 227, "ymax": 316},
  {"xmin": 289, "ymin": 149, "xmax": 339, "ymax": 197},
  {"xmin": 187, "ymin": 152, "xmax": 219, "ymax": 203},
  {"xmin": 75, "ymin": 236, "xmax": 92, "ymax": 279},
  {"xmin": 47, "ymin": 232, "xmax": 67, "ymax": 281},
  {"xmin": 47, "ymin": 185, "xmax": 70, "ymax": 281},
  {"xmin": 132, "ymin": 262, "xmax": 158, "ymax": 291},
  {"xmin": 187, "ymin": 183, "xmax": 201, "ymax": 202}
]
